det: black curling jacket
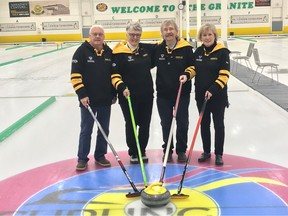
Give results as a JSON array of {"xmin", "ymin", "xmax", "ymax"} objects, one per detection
[
  {"xmin": 71, "ymin": 41, "xmax": 115, "ymax": 107},
  {"xmin": 111, "ymin": 41, "xmax": 154, "ymax": 104},
  {"xmin": 152, "ymin": 38, "xmax": 194, "ymax": 101},
  {"xmin": 191, "ymin": 42, "xmax": 230, "ymax": 102}
]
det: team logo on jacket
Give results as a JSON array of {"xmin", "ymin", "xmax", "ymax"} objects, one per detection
[
  {"xmin": 196, "ymin": 55, "xmax": 203, "ymax": 61},
  {"xmin": 87, "ymin": 56, "xmax": 95, "ymax": 63},
  {"xmin": 159, "ymin": 54, "xmax": 165, "ymax": 60},
  {"xmin": 128, "ymin": 56, "xmax": 134, "ymax": 62}
]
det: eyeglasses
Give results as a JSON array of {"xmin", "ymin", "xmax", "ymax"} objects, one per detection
[
  {"xmin": 90, "ymin": 33, "xmax": 104, "ymax": 37},
  {"xmin": 128, "ymin": 33, "xmax": 141, "ymax": 38}
]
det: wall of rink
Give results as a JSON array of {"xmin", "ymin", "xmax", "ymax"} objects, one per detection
[{"xmin": 0, "ymin": 0, "xmax": 288, "ymax": 43}]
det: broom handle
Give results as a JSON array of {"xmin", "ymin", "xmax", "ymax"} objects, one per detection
[
  {"xmin": 160, "ymin": 82, "xmax": 183, "ymax": 183},
  {"xmin": 176, "ymin": 96, "xmax": 208, "ymax": 194},
  {"xmin": 127, "ymin": 95, "xmax": 148, "ymax": 187},
  {"xmin": 87, "ymin": 105, "xmax": 140, "ymax": 193}
]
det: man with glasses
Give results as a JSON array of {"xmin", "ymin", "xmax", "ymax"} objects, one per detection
[
  {"xmin": 71, "ymin": 25, "xmax": 116, "ymax": 171},
  {"xmin": 111, "ymin": 22, "xmax": 154, "ymax": 164}
]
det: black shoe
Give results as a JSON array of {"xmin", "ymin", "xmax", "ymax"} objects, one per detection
[
  {"xmin": 198, "ymin": 152, "xmax": 211, "ymax": 162},
  {"xmin": 162, "ymin": 153, "xmax": 173, "ymax": 162},
  {"xmin": 130, "ymin": 155, "xmax": 139, "ymax": 164},
  {"xmin": 142, "ymin": 153, "xmax": 149, "ymax": 163},
  {"xmin": 177, "ymin": 152, "xmax": 187, "ymax": 162},
  {"xmin": 215, "ymin": 155, "xmax": 224, "ymax": 166},
  {"xmin": 95, "ymin": 157, "xmax": 111, "ymax": 167},
  {"xmin": 76, "ymin": 161, "xmax": 87, "ymax": 171}
]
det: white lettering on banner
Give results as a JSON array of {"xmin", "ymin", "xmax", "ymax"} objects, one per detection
[{"xmin": 10, "ymin": 3, "xmax": 28, "ymax": 10}]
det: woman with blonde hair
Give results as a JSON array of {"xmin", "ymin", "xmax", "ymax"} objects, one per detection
[{"xmin": 187, "ymin": 23, "xmax": 230, "ymax": 165}]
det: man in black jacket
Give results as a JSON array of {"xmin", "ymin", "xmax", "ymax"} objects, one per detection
[
  {"xmin": 71, "ymin": 25, "xmax": 116, "ymax": 171},
  {"xmin": 153, "ymin": 20, "xmax": 194, "ymax": 162}
]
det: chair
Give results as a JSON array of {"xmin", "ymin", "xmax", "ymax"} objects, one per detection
[
  {"xmin": 222, "ymin": 40, "xmax": 241, "ymax": 56},
  {"xmin": 252, "ymin": 48, "xmax": 279, "ymax": 83},
  {"xmin": 232, "ymin": 42, "xmax": 255, "ymax": 73}
]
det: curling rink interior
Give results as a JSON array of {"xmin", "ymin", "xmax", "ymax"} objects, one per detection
[{"xmin": 1, "ymin": 37, "xmax": 288, "ymax": 215}]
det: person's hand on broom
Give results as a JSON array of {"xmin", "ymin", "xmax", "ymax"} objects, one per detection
[
  {"xmin": 179, "ymin": 74, "xmax": 187, "ymax": 83},
  {"xmin": 123, "ymin": 88, "xmax": 130, "ymax": 99},
  {"xmin": 80, "ymin": 97, "xmax": 89, "ymax": 108}
]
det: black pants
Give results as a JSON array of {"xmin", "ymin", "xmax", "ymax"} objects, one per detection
[
  {"xmin": 196, "ymin": 98, "xmax": 226, "ymax": 156},
  {"xmin": 120, "ymin": 97, "xmax": 153, "ymax": 156},
  {"xmin": 157, "ymin": 95, "xmax": 190, "ymax": 155}
]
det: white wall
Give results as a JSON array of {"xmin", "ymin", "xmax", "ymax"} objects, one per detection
[{"xmin": 0, "ymin": 0, "xmax": 287, "ymax": 41}]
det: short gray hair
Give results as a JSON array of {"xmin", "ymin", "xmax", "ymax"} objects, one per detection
[
  {"xmin": 197, "ymin": 23, "xmax": 218, "ymax": 41},
  {"xmin": 160, "ymin": 19, "xmax": 178, "ymax": 33},
  {"xmin": 89, "ymin": 25, "xmax": 104, "ymax": 34},
  {"xmin": 126, "ymin": 21, "xmax": 142, "ymax": 32}
]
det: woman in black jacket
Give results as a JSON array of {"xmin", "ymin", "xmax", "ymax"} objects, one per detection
[
  {"xmin": 111, "ymin": 22, "xmax": 154, "ymax": 164},
  {"xmin": 182, "ymin": 23, "xmax": 230, "ymax": 165},
  {"xmin": 194, "ymin": 23, "xmax": 230, "ymax": 165}
]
